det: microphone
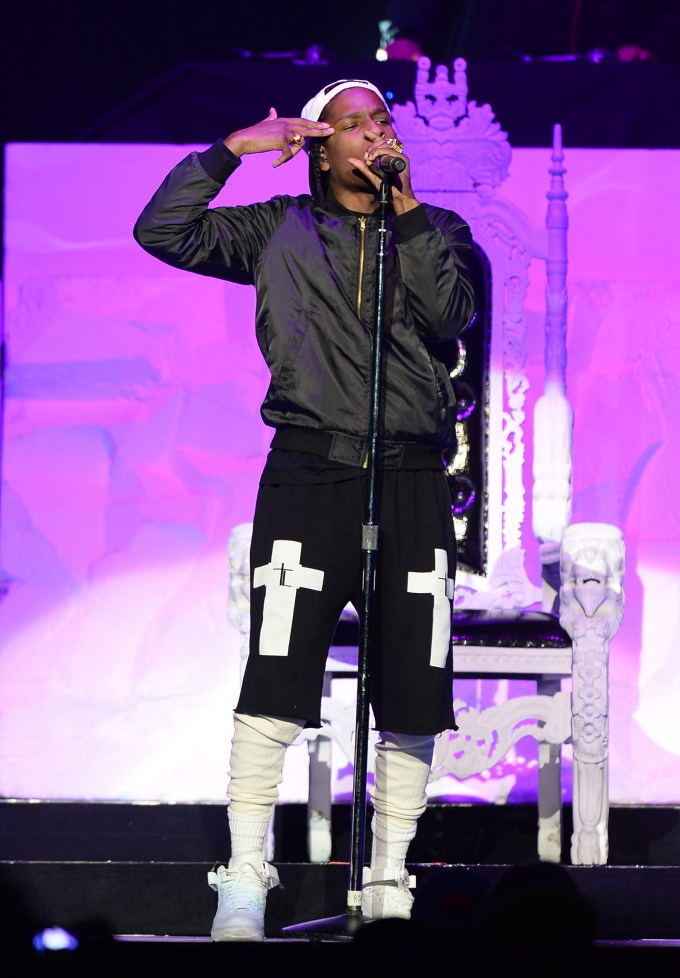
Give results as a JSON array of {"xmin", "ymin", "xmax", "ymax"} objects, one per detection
[{"xmin": 372, "ymin": 155, "xmax": 406, "ymax": 174}]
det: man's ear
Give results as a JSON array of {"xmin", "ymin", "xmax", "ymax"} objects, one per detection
[{"xmin": 319, "ymin": 147, "xmax": 330, "ymax": 172}]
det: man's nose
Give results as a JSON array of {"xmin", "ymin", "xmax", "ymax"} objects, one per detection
[{"xmin": 365, "ymin": 125, "xmax": 385, "ymax": 141}]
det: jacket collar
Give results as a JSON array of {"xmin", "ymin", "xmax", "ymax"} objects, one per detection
[{"xmin": 322, "ymin": 190, "xmax": 392, "ymax": 220}]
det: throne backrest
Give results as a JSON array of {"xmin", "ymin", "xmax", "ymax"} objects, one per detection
[{"xmin": 392, "ymin": 57, "xmax": 573, "ymax": 612}]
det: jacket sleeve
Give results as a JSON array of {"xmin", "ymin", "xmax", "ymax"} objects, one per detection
[
  {"xmin": 392, "ymin": 204, "xmax": 476, "ymax": 343},
  {"xmin": 133, "ymin": 141, "xmax": 284, "ymax": 285}
]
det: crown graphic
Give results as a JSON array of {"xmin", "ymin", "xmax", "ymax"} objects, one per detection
[{"xmin": 392, "ymin": 57, "xmax": 512, "ymax": 193}]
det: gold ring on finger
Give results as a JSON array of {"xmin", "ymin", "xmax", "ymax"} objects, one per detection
[
  {"xmin": 292, "ymin": 133, "xmax": 304, "ymax": 146},
  {"xmin": 387, "ymin": 138, "xmax": 404, "ymax": 153}
]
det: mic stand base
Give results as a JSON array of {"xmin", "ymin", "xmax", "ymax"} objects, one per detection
[{"xmin": 281, "ymin": 908, "xmax": 368, "ymax": 942}]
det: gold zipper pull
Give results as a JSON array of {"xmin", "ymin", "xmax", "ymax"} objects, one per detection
[{"xmin": 357, "ymin": 216, "xmax": 367, "ymax": 320}]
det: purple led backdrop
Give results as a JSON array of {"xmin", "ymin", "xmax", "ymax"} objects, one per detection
[{"xmin": 1, "ymin": 140, "xmax": 679, "ymax": 805}]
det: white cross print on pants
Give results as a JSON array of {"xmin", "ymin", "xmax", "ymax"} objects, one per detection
[
  {"xmin": 253, "ymin": 539, "xmax": 324, "ymax": 655},
  {"xmin": 407, "ymin": 547, "xmax": 454, "ymax": 667}
]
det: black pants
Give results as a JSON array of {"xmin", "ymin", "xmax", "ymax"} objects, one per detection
[{"xmin": 236, "ymin": 469, "xmax": 457, "ymax": 735}]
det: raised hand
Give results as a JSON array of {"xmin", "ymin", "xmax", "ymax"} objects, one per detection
[{"xmin": 224, "ymin": 108, "xmax": 334, "ymax": 167}]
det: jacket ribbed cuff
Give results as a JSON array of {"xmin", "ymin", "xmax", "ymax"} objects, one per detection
[
  {"xmin": 392, "ymin": 204, "xmax": 432, "ymax": 243},
  {"xmin": 196, "ymin": 140, "xmax": 242, "ymax": 183}
]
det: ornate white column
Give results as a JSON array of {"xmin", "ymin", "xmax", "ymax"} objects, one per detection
[{"xmin": 559, "ymin": 523, "xmax": 625, "ymax": 864}]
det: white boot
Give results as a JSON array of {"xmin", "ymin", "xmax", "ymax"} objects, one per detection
[
  {"xmin": 361, "ymin": 730, "xmax": 435, "ymax": 921},
  {"xmin": 208, "ymin": 714, "xmax": 303, "ymax": 941},
  {"xmin": 208, "ymin": 854, "xmax": 280, "ymax": 942},
  {"xmin": 361, "ymin": 865, "xmax": 416, "ymax": 920}
]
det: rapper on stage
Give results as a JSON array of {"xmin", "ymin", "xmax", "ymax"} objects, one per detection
[{"xmin": 134, "ymin": 78, "xmax": 476, "ymax": 941}]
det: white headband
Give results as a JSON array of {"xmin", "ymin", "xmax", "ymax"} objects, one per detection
[{"xmin": 300, "ymin": 79, "xmax": 389, "ymax": 122}]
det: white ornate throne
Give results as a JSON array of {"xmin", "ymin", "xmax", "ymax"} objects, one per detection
[{"xmin": 226, "ymin": 58, "xmax": 625, "ymax": 868}]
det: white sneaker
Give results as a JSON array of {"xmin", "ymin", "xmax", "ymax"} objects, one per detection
[
  {"xmin": 207, "ymin": 860, "xmax": 280, "ymax": 941},
  {"xmin": 361, "ymin": 867, "xmax": 416, "ymax": 920}
]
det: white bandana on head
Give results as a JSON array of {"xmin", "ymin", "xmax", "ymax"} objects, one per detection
[{"xmin": 300, "ymin": 78, "xmax": 389, "ymax": 123}]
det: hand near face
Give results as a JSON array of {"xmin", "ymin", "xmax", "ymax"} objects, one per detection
[
  {"xmin": 224, "ymin": 108, "xmax": 334, "ymax": 167},
  {"xmin": 347, "ymin": 134, "xmax": 415, "ymax": 202}
]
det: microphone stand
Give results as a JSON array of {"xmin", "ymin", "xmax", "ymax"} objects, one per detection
[{"xmin": 282, "ymin": 173, "xmax": 395, "ymax": 940}]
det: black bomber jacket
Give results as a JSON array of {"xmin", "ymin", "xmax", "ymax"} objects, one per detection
[{"xmin": 133, "ymin": 141, "xmax": 476, "ymax": 460}]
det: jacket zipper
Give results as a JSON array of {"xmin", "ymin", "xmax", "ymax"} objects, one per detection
[{"xmin": 357, "ymin": 216, "xmax": 367, "ymax": 320}]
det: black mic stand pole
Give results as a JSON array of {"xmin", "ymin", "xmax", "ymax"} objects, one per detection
[{"xmin": 282, "ymin": 173, "xmax": 395, "ymax": 940}]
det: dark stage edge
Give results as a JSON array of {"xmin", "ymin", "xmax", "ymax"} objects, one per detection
[
  {"xmin": 11, "ymin": 938, "xmax": 680, "ymax": 978},
  {"xmin": 4, "ymin": 872, "xmax": 680, "ymax": 978},
  {"xmin": 4, "ymin": 861, "xmax": 680, "ymax": 942},
  {"xmin": 5, "ymin": 799, "xmax": 680, "ymax": 866}
]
